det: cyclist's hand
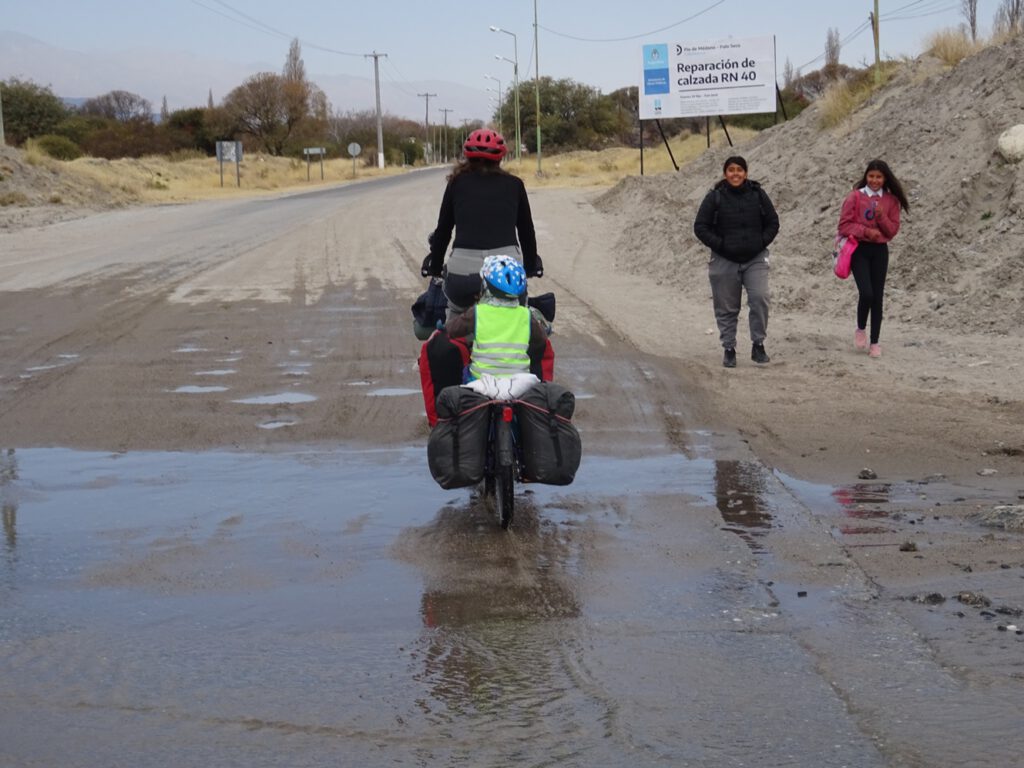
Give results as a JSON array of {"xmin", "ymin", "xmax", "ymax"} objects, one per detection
[
  {"xmin": 526, "ymin": 254, "xmax": 544, "ymax": 278},
  {"xmin": 421, "ymin": 254, "xmax": 441, "ymax": 278}
]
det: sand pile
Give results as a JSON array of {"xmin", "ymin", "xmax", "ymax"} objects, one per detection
[{"xmin": 596, "ymin": 35, "xmax": 1024, "ymax": 334}]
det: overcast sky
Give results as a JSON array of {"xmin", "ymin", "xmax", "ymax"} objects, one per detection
[{"xmin": 2, "ymin": 0, "xmax": 1002, "ymax": 118}]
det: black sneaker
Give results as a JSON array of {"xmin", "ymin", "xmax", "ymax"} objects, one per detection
[
  {"xmin": 752, "ymin": 343, "xmax": 770, "ymax": 364},
  {"xmin": 723, "ymin": 348, "xmax": 737, "ymax": 368}
]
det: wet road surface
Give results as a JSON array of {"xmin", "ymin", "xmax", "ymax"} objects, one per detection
[
  {"xmin": 3, "ymin": 441, "xmax": 1021, "ymax": 767},
  {"xmin": 1, "ymin": 173, "xmax": 1022, "ymax": 767}
]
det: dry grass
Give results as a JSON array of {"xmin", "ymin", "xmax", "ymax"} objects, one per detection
[
  {"xmin": 925, "ymin": 28, "xmax": 983, "ymax": 66},
  {"xmin": 515, "ymin": 127, "xmax": 759, "ymax": 189},
  {"xmin": 6, "ymin": 125, "xmax": 757, "ymax": 212},
  {"xmin": 43, "ymin": 153, "xmax": 410, "ymax": 205},
  {"xmin": 818, "ymin": 64, "xmax": 899, "ymax": 129}
]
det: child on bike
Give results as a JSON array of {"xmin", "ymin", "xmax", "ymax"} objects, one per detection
[{"xmin": 446, "ymin": 254, "xmax": 550, "ymax": 383}]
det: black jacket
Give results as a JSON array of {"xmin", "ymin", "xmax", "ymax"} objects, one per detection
[
  {"xmin": 693, "ymin": 179, "xmax": 779, "ymax": 263},
  {"xmin": 428, "ymin": 169, "xmax": 538, "ymax": 275}
]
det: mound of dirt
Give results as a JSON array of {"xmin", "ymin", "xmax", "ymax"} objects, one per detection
[
  {"xmin": 596, "ymin": 35, "xmax": 1024, "ymax": 334},
  {"xmin": 0, "ymin": 145, "xmax": 136, "ymax": 231}
]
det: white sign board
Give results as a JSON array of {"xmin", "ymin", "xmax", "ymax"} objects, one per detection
[
  {"xmin": 347, "ymin": 142, "xmax": 362, "ymax": 157},
  {"xmin": 303, "ymin": 147, "xmax": 326, "ymax": 156},
  {"xmin": 639, "ymin": 36, "xmax": 776, "ymax": 120},
  {"xmin": 216, "ymin": 140, "xmax": 242, "ymax": 162}
]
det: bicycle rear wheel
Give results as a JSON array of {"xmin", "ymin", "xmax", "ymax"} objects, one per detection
[{"xmin": 495, "ymin": 463, "xmax": 514, "ymax": 529}]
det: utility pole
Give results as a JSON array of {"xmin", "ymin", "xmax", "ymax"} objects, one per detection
[
  {"xmin": 365, "ymin": 51, "xmax": 387, "ymax": 169},
  {"xmin": 439, "ymin": 107, "xmax": 454, "ymax": 164},
  {"xmin": 533, "ymin": 0, "xmax": 542, "ymax": 174},
  {"xmin": 871, "ymin": 0, "xmax": 881, "ymax": 85},
  {"xmin": 418, "ymin": 91, "xmax": 436, "ymax": 164}
]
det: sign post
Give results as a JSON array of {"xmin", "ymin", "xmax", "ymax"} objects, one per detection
[
  {"xmin": 216, "ymin": 141, "xmax": 243, "ymax": 187},
  {"xmin": 347, "ymin": 142, "xmax": 362, "ymax": 179},
  {"xmin": 303, "ymin": 147, "xmax": 326, "ymax": 180}
]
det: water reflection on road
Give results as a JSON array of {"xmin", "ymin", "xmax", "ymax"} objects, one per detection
[{"xmin": 0, "ymin": 444, "xmax": 1018, "ymax": 767}]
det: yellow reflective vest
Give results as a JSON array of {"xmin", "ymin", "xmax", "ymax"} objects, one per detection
[{"xmin": 469, "ymin": 303, "xmax": 532, "ymax": 379}]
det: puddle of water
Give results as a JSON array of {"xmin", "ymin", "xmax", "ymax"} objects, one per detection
[
  {"xmin": 174, "ymin": 345, "xmax": 209, "ymax": 353},
  {"xmin": 231, "ymin": 392, "xmax": 317, "ymax": 405},
  {"xmin": 257, "ymin": 420, "xmax": 299, "ymax": 430},
  {"xmin": 280, "ymin": 369, "xmax": 310, "ymax": 377},
  {"xmin": 194, "ymin": 369, "xmax": 236, "ymax": 376},
  {"xmin": 346, "ymin": 381, "xmax": 372, "ymax": 387},
  {"xmin": 366, "ymin": 388, "xmax": 420, "ymax": 397},
  {"xmin": 1, "ymin": 440, "xmax": 1016, "ymax": 767},
  {"xmin": 171, "ymin": 385, "xmax": 229, "ymax": 394},
  {"xmin": 57, "ymin": 353, "xmax": 80, "ymax": 360},
  {"xmin": 25, "ymin": 364, "xmax": 63, "ymax": 372}
]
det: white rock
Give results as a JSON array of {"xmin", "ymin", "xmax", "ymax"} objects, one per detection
[{"xmin": 997, "ymin": 124, "xmax": 1024, "ymax": 162}]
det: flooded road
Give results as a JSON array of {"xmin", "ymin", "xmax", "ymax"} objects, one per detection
[
  {"xmin": 1, "ymin": 173, "xmax": 1022, "ymax": 766},
  {"xmin": 2, "ymin": 442, "xmax": 1020, "ymax": 767}
]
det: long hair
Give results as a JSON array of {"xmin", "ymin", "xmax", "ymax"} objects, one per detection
[
  {"xmin": 447, "ymin": 156, "xmax": 509, "ymax": 183},
  {"xmin": 855, "ymin": 159, "xmax": 910, "ymax": 212}
]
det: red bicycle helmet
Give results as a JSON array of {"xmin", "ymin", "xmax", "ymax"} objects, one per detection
[{"xmin": 463, "ymin": 129, "xmax": 508, "ymax": 161}]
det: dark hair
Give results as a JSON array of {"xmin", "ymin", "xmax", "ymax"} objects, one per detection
[
  {"xmin": 722, "ymin": 155, "xmax": 748, "ymax": 173},
  {"xmin": 447, "ymin": 156, "xmax": 510, "ymax": 183},
  {"xmin": 855, "ymin": 159, "xmax": 910, "ymax": 212}
]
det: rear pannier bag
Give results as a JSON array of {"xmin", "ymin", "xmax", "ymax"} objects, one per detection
[
  {"xmin": 427, "ymin": 385, "xmax": 491, "ymax": 489},
  {"xmin": 516, "ymin": 382, "xmax": 582, "ymax": 485}
]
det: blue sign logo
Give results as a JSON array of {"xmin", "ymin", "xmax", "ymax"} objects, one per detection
[{"xmin": 642, "ymin": 44, "xmax": 670, "ymax": 95}]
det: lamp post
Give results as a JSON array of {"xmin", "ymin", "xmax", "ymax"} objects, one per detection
[
  {"xmin": 490, "ymin": 25, "xmax": 520, "ymax": 162},
  {"xmin": 484, "ymin": 75, "xmax": 502, "ymax": 136},
  {"xmin": 532, "ymin": 0, "xmax": 542, "ymax": 173}
]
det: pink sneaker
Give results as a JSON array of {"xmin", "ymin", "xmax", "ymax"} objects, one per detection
[
  {"xmin": 869, "ymin": 344, "xmax": 881, "ymax": 358},
  {"xmin": 854, "ymin": 328, "xmax": 868, "ymax": 350}
]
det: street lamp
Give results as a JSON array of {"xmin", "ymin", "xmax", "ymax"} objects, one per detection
[
  {"xmin": 485, "ymin": 74, "xmax": 505, "ymax": 136},
  {"xmin": 484, "ymin": 75, "xmax": 502, "ymax": 137},
  {"xmin": 531, "ymin": 2, "xmax": 542, "ymax": 173},
  {"xmin": 490, "ymin": 25, "xmax": 520, "ymax": 162}
]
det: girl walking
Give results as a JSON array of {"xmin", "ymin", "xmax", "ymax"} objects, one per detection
[{"xmin": 837, "ymin": 160, "xmax": 910, "ymax": 358}]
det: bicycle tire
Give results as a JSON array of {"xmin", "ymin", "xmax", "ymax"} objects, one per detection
[{"xmin": 496, "ymin": 463, "xmax": 514, "ymax": 529}]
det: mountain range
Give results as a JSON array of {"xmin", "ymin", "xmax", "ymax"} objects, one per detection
[{"xmin": 0, "ymin": 31, "xmax": 488, "ymax": 123}]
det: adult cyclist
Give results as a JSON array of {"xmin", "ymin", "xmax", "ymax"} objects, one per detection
[{"xmin": 422, "ymin": 129, "xmax": 542, "ymax": 321}]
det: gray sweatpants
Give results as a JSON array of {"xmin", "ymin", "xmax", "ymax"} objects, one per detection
[{"xmin": 708, "ymin": 251, "xmax": 770, "ymax": 350}]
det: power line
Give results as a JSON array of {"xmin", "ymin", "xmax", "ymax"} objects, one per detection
[
  {"xmin": 189, "ymin": 0, "xmax": 364, "ymax": 57},
  {"xmin": 795, "ymin": 21, "xmax": 872, "ymax": 71},
  {"xmin": 538, "ymin": 0, "xmax": 727, "ymax": 43}
]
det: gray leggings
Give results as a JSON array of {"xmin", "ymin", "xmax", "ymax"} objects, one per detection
[
  {"xmin": 708, "ymin": 251, "xmax": 770, "ymax": 349},
  {"xmin": 443, "ymin": 246, "xmax": 522, "ymax": 322}
]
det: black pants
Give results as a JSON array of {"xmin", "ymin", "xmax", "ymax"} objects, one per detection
[{"xmin": 851, "ymin": 241, "xmax": 889, "ymax": 344}]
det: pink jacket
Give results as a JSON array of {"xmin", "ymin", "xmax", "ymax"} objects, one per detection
[{"xmin": 837, "ymin": 189, "xmax": 901, "ymax": 244}]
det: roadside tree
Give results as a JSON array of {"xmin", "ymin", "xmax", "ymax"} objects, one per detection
[
  {"xmin": 81, "ymin": 90, "xmax": 153, "ymax": 122},
  {"xmin": 1, "ymin": 78, "xmax": 70, "ymax": 146}
]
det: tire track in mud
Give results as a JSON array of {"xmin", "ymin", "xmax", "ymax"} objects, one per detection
[{"xmin": 539, "ymin": 272, "xmax": 707, "ymax": 457}]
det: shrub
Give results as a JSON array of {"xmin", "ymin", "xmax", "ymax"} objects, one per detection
[
  {"xmin": 0, "ymin": 78, "xmax": 70, "ymax": 145},
  {"xmin": 34, "ymin": 134, "xmax": 83, "ymax": 160},
  {"xmin": 0, "ymin": 191, "xmax": 29, "ymax": 206},
  {"xmin": 925, "ymin": 28, "xmax": 982, "ymax": 66}
]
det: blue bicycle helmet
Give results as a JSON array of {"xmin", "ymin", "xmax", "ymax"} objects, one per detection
[{"xmin": 480, "ymin": 255, "xmax": 527, "ymax": 298}]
